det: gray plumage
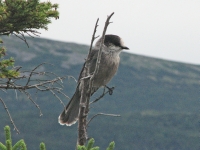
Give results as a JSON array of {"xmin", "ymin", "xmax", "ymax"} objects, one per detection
[{"xmin": 58, "ymin": 34, "xmax": 129, "ymax": 126}]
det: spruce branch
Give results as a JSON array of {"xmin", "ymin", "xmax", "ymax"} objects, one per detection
[{"xmin": 0, "ymin": 0, "xmax": 59, "ymax": 46}]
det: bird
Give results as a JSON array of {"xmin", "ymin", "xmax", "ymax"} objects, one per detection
[{"xmin": 58, "ymin": 34, "xmax": 129, "ymax": 126}]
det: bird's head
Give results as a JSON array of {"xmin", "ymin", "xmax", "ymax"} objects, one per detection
[{"xmin": 95, "ymin": 34, "xmax": 129, "ymax": 53}]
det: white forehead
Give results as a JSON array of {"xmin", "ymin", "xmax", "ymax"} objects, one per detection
[{"xmin": 120, "ymin": 38, "xmax": 125, "ymax": 47}]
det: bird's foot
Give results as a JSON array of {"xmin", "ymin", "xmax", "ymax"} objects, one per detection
[{"xmin": 105, "ymin": 85, "xmax": 115, "ymax": 95}]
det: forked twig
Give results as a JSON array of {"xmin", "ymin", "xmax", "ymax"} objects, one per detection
[
  {"xmin": 78, "ymin": 17, "xmax": 100, "ymax": 145},
  {"xmin": 78, "ymin": 12, "xmax": 115, "ymax": 146},
  {"xmin": 0, "ymin": 63, "xmax": 70, "ymax": 133}
]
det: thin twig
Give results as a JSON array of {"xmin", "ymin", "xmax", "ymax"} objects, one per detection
[
  {"xmin": 0, "ymin": 61, "xmax": 70, "ymax": 134},
  {"xmin": 88, "ymin": 18, "xmax": 99, "ymax": 54},
  {"xmin": 0, "ymin": 97, "xmax": 20, "ymax": 134},
  {"xmin": 88, "ymin": 12, "xmax": 115, "ymax": 97},
  {"xmin": 0, "ymin": 77, "xmax": 66, "ymax": 89},
  {"xmin": 14, "ymin": 89, "xmax": 18, "ymax": 100},
  {"xmin": 87, "ymin": 113, "xmax": 120, "ymax": 126},
  {"xmin": 55, "ymin": 90, "xmax": 70, "ymax": 101},
  {"xmin": 90, "ymin": 86, "xmax": 115, "ymax": 104},
  {"xmin": 13, "ymin": 32, "xmax": 29, "ymax": 48},
  {"xmin": 49, "ymin": 89, "xmax": 65, "ymax": 108},
  {"xmin": 26, "ymin": 62, "xmax": 48, "ymax": 86},
  {"xmin": 67, "ymin": 75, "xmax": 77, "ymax": 83},
  {"xmin": 23, "ymin": 91, "xmax": 43, "ymax": 116}
]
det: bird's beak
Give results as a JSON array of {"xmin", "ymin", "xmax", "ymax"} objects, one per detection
[{"xmin": 121, "ymin": 46, "xmax": 129, "ymax": 50}]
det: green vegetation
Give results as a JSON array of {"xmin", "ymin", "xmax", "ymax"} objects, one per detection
[
  {"xmin": 0, "ymin": 38, "xmax": 19, "ymax": 78},
  {"xmin": 0, "ymin": 125, "xmax": 46, "ymax": 150},
  {"xmin": 77, "ymin": 138, "xmax": 115, "ymax": 150},
  {"xmin": 0, "ymin": 0, "xmax": 58, "ymax": 35},
  {"xmin": 0, "ymin": 0, "xmax": 58, "ymax": 78},
  {"xmin": 1, "ymin": 112, "xmax": 199, "ymax": 150}
]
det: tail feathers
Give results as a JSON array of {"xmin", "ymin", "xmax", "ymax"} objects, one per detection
[
  {"xmin": 58, "ymin": 89, "xmax": 80, "ymax": 126},
  {"xmin": 58, "ymin": 85, "xmax": 100, "ymax": 126}
]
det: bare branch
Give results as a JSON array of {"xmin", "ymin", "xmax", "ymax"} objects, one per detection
[
  {"xmin": 55, "ymin": 90, "xmax": 70, "ymax": 101},
  {"xmin": 78, "ymin": 17, "xmax": 100, "ymax": 146},
  {"xmin": 89, "ymin": 18, "xmax": 99, "ymax": 54},
  {"xmin": 14, "ymin": 89, "xmax": 18, "ymax": 100},
  {"xmin": 87, "ymin": 113, "xmax": 120, "ymax": 126},
  {"xmin": 78, "ymin": 12, "xmax": 115, "ymax": 146},
  {"xmin": 25, "ymin": 62, "xmax": 53, "ymax": 86},
  {"xmin": 13, "ymin": 32, "xmax": 29, "ymax": 48},
  {"xmin": 67, "ymin": 75, "xmax": 77, "ymax": 83},
  {"xmin": 105, "ymin": 85, "xmax": 115, "ymax": 95},
  {"xmin": 0, "ymin": 77, "xmax": 66, "ymax": 89},
  {"xmin": 0, "ymin": 63, "xmax": 70, "ymax": 133},
  {"xmin": 88, "ymin": 12, "xmax": 115, "ymax": 95},
  {"xmin": 90, "ymin": 86, "xmax": 115, "ymax": 104},
  {"xmin": 23, "ymin": 90, "xmax": 43, "ymax": 116},
  {"xmin": 49, "ymin": 89, "xmax": 65, "ymax": 108},
  {"xmin": 0, "ymin": 97, "xmax": 20, "ymax": 134}
]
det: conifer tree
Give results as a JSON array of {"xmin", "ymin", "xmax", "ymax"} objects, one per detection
[
  {"xmin": 0, "ymin": 0, "xmax": 64, "ymax": 134},
  {"xmin": 0, "ymin": 0, "xmax": 59, "ymax": 78},
  {"xmin": 0, "ymin": 125, "xmax": 47, "ymax": 150}
]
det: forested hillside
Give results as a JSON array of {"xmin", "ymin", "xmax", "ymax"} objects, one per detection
[{"xmin": 0, "ymin": 36, "xmax": 199, "ymax": 150}]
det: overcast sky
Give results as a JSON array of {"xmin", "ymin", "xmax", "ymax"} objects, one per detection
[{"xmin": 39, "ymin": 0, "xmax": 200, "ymax": 65}]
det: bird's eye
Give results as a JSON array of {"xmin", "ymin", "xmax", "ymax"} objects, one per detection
[{"xmin": 108, "ymin": 43, "xmax": 114, "ymax": 47}]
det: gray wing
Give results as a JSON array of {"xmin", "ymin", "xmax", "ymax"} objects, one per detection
[
  {"xmin": 77, "ymin": 49, "xmax": 99, "ymax": 95},
  {"xmin": 78, "ymin": 49, "xmax": 98, "ymax": 82}
]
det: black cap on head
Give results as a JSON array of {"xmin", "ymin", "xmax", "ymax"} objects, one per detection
[{"xmin": 104, "ymin": 34, "xmax": 129, "ymax": 50}]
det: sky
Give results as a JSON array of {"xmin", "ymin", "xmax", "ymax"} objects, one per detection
[{"xmin": 39, "ymin": 0, "xmax": 200, "ymax": 65}]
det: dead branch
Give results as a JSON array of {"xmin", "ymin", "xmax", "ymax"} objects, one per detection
[
  {"xmin": 12, "ymin": 30, "xmax": 41, "ymax": 48},
  {"xmin": 0, "ymin": 97, "xmax": 20, "ymax": 134},
  {"xmin": 0, "ymin": 63, "xmax": 70, "ymax": 133},
  {"xmin": 77, "ymin": 17, "xmax": 100, "ymax": 146},
  {"xmin": 67, "ymin": 75, "xmax": 77, "ymax": 83},
  {"xmin": 105, "ymin": 85, "xmax": 115, "ymax": 95},
  {"xmin": 90, "ymin": 12, "xmax": 114, "ymax": 82},
  {"xmin": 77, "ymin": 12, "xmax": 114, "ymax": 146},
  {"xmin": 23, "ymin": 90, "xmax": 43, "ymax": 116},
  {"xmin": 87, "ymin": 113, "xmax": 121, "ymax": 126},
  {"xmin": 49, "ymin": 89, "xmax": 66, "ymax": 107},
  {"xmin": 90, "ymin": 86, "xmax": 115, "ymax": 105},
  {"xmin": 89, "ymin": 18, "xmax": 100, "ymax": 54}
]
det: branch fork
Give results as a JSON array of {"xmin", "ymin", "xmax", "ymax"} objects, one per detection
[{"xmin": 77, "ymin": 12, "xmax": 115, "ymax": 146}]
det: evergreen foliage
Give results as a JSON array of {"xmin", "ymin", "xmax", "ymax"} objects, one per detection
[
  {"xmin": 0, "ymin": 0, "xmax": 59, "ymax": 78},
  {"xmin": 39, "ymin": 142, "xmax": 46, "ymax": 150},
  {"xmin": 106, "ymin": 142, "xmax": 115, "ymax": 150},
  {"xmin": 0, "ymin": 125, "xmax": 46, "ymax": 150},
  {"xmin": 0, "ymin": 40, "xmax": 19, "ymax": 78},
  {"xmin": 77, "ymin": 138, "xmax": 115, "ymax": 150},
  {"xmin": 0, "ymin": 125, "xmax": 27, "ymax": 150},
  {"xmin": 0, "ymin": 0, "xmax": 59, "ymax": 35}
]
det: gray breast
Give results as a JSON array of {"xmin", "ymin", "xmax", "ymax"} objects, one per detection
[{"xmin": 91, "ymin": 52, "xmax": 120, "ymax": 87}]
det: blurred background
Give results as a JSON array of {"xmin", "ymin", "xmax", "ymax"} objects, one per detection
[{"xmin": 39, "ymin": 0, "xmax": 200, "ymax": 65}]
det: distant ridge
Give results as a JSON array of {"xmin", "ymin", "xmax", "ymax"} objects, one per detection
[{"xmin": 0, "ymin": 35, "xmax": 200, "ymax": 150}]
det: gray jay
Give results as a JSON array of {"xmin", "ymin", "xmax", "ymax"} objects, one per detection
[{"xmin": 58, "ymin": 34, "xmax": 129, "ymax": 126}]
